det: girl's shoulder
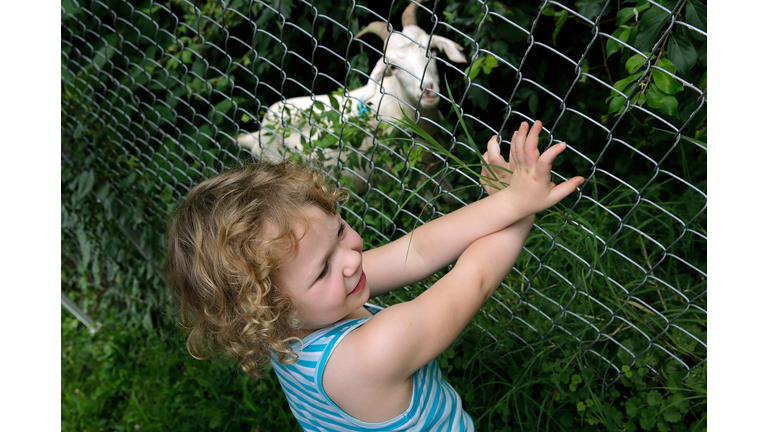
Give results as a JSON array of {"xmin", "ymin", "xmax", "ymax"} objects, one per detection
[{"xmin": 321, "ymin": 303, "xmax": 415, "ymax": 423}]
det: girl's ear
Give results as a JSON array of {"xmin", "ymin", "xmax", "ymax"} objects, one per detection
[{"xmin": 428, "ymin": 36, "xmax": 467, "ymax": 63}]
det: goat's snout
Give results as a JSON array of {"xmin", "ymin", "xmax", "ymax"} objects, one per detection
[{"xmin": 422, "ymin": 82, "xmax": 439, "ymax": 101}]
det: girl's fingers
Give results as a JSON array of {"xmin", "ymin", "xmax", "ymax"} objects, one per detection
[
  {"xmin": 549, "ymin": 176, "xmax": 585, "ymax": 203},
  {"xmin": 512, "ymin": 125, "xmax": 526, "ymax": 169},
  {"xmin": 487, "ymin": 135, "xmax": 501, "ymax": 159},
  {"xmin": 538, "ymin": 142, "xmax": 568, "ymax": 171},
  {"xmin": 508, "ymin": 130, "xmax": 518, "ymax": 167},
  {"xmin": 525, "ymin": 120, "xmax": 542, "ymax": 166}
]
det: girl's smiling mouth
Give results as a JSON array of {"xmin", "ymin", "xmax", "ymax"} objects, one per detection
[{"xmin": 348, "ymin": 271, "xmax": 366, "ymax": 296}]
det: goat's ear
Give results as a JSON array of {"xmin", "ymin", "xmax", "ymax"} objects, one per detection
[{"xmin": 429, "ymin": 36, "xmax": 467, "ymax": 63}]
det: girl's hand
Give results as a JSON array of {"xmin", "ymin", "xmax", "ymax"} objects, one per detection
[
  {"xmin": 480, "ymin": 134, "xmax": 511, "ymax": 196},
  {"xmin": 499, "ymin": 120, "xmax": 584, "ymax": 215}
]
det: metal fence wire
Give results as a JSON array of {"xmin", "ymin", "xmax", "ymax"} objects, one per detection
[{"xmin": 61, "ymin": 0, "xmax": 707, "ymax": 386}]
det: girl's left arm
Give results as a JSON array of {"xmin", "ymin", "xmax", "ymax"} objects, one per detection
[
  {"xmin": 363, "ymin": 187, "xmax": 521, "ymax": 297},
  {"xmin": 363, "ymin": 120, "xmax": 583, "ymax": 297}
]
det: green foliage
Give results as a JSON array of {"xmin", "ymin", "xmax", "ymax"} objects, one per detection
[
  {"xmin": 603, "ymin": 0, "xmax": 707, "ymax": 121},
  {"xmin": 62, "ymin": 311, "xmax": 300, "ymax": 431}
]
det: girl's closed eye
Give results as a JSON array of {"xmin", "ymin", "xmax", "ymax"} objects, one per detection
[
  {"xmin": 318, "ymin": 261, "xmax": 330, "ymax": 280},
  {"xmin": 317, "ymin": 219, "xmax": 346, "ymax": 281}
]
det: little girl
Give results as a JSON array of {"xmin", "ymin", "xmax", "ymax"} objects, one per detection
[{"xmin": 166, "ymin": 120, "xmax": 583, "ymax": 431}]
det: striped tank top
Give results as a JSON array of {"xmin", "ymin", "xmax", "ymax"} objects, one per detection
[{"xmin": 270, "ymin": 304, "xmax": 474, "ymax": 431}]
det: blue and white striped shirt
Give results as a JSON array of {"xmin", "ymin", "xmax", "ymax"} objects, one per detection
[{"xmin": 271, "ymin": 304, "xmax": 474, "ymax": 431}]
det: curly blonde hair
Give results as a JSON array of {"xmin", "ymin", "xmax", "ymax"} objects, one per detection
[{"xmin": 165, "ymin": 160, "xmax": 348, "ymax": 378}]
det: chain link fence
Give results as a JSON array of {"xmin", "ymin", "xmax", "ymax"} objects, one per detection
[{"xmin": 61, "ymin": 0, "xmax": 706, "ymax": 387}]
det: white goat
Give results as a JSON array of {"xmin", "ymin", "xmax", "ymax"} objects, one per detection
[{"xmin": 237, "ymin": 0, "xmax": 467, "ymax": 183}]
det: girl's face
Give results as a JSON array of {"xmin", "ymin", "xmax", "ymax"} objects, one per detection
[{"xmin": 276, "ymin": 205, "xmax": 370, "ymax": 334}]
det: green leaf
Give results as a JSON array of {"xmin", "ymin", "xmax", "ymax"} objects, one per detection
[
  {"xmin": 662, "ymin": 406, "xmax": 682, "ymax": 423},
  {"xmin": 656, "ymin": 417, "xmax": 672, "ymax": 432},
  {"xmin": 141, "ymin": 310, "xmax": 153, "ymax": 331},
  {"xmin": 214, "ymin": 99, "xmax": 232, "ymax": 115},
  {"xmin": 482, "ymin": 55, "xmax": 499, "ymax": 74},
  {"xmin": 653, "ymin": 59, "xmax": 683, "ymax": 95},
  {"xmin": 616, "ymin": 7, "xmax": 635, "ymax": 27},
  {"xmin": 669, "ymin": 392, "xmax": 687, "ymax": 411},
  {"xmin": 569, "ymin": 374, "xmax": 583, "ymax": 391},
  {"xmin": 636, "ymin": 92, "xmax": 647, "ymax": 107},
  {"xmin": 467, "ymin": 85, "xmax": 489, "ymax": 111},
  {"xmin": 552, "ymin": 10, "xmax": 568, "ymax": 46},
  {"xmin": 685, "ymin": 0, "xmax": 707, "ymax": 39},
  {"xmin": 607, "ymin": 94, "xmax": 625, "ymax": 116},
  {"xmin": 575, "ymin": 0, "xmax": 603, "ymax": 20},
  {"xmin": 160, "ymin": 185, "xmax": 174, "ymax": 203},
  {"xmin": 625, "ymin": 53, "xmax": 647, "ymax": 74},
  {"xmin": 645, "ymin": 390, "xmax": 663, "ymax": 406},
  {"xmin": 621, "ymin": 365, "xmax": 634, "ymax": 378},
  {"xmin": 73, "ymin": 170, "xmax": 96, "ymax": 203},
  {"xmin": 639, "ymin": 415, "xmax": 656, "ymax": 431},
  {"xmin": 612, "ymin": 71, "xmax": 644, "ymax": 93},
  {"xmin": 120, "ymin": 171, "xmax": 139, "ymax": 191},
  {"xmin": 617, "ymin": 3, "xmax": 650, "ymax": 26},
  {"xmin": 656, "ymin": 57, "xmax": 676, "ymax": 74},
  {"xmin": 95, "ymin": 182, "xmax": 111, "ymax": 202},
  {"xmin": 646, "ymin": 83, "xmax": 678, "ymax": 117},
  {"xmin": 328, "ymin": 94, "xmax": 340, "ymax": 111},
  {"xmin": 668, "ymin": 33, "xmax": 698, "ymax": 76},
  {"xmin": 634, "ymin": 7, "xmax": 669, "ymax": 52},
  {"xmin": 625, "ymin": 397, "xmax": 641, "ymax": 416},
  {"xmin": 606, "ymin": 27, "xmax": 631, "ymax": 59},
  {"xmin": 466, "ymin": 59, "xmax": 483, "ymax": 80}
]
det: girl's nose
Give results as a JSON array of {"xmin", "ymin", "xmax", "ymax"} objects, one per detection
[{"xmin": 342, "ymin": 248, "xmax": 362, "ymax": 278}]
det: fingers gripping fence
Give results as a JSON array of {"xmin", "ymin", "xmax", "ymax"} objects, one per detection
[{"xmin": 61, "ymin": 0, "xmax": 706, "ymax": 386}]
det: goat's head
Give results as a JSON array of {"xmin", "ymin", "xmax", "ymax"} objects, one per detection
[{"xmin": 355, "ymin": 0, "xmax": 467, "ymax": 109}]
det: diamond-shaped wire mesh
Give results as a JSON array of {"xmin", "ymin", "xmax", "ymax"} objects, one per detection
[{"xmin": 61, "ymin": 0, "xmax": 706, "ymax": 385}]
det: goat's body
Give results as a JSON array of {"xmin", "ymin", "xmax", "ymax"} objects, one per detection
[
  {"xmin": 236, "ymin": 10, "xmax": 467, "ymax": 191},
  {"xmin": 237, "ymin": 58, "xmax": 443, "ymax": 178},
  {"xmin": 237, "ymin": 85, "xmax": 374, "ymax": 162}
]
